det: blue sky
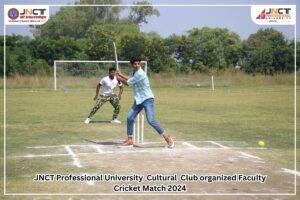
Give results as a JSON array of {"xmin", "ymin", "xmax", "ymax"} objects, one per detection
[{"xmin": 1, "ymin": 0, "xmax": 299, "ymax": 40}]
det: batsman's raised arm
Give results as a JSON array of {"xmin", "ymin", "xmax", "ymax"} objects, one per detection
[{"xmin": 116, "ymin": 72, "xmax": 129, "ymax": 86}]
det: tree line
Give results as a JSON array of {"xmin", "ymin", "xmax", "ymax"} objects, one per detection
[{"xmin": 1, "ymin": 0, "xmax": 298, "ymax": 76}]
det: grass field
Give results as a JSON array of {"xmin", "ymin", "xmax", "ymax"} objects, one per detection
[{"xmin": 0, "ymin": 72, "xmax": 299, "ymax": 199}]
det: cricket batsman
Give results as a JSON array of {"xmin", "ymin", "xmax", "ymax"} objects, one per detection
[
  {"xmin": 84, "ymin": 67, "xmax": 123, "ymax": 124},
  {"xmin": 116, "ymin": 57, "xmax": 174, "ymax": 148}
]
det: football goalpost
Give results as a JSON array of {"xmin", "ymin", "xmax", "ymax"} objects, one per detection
[{"xmin": 53, "ymin": 60, "xmax": 148, "ymax": 91}]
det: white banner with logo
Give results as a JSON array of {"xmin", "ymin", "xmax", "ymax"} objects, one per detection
[
  {"xmin": 251, "ymin": 5, "xmax": 296, "ymax": 25},
  {"xmin": 4, "ymin": 5, "xmax": 49, "ymax": 25}
]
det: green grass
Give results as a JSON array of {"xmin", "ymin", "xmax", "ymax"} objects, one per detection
[{"xmin": 0, "ymin": 73, "xmax": 299, "ymax": 196}]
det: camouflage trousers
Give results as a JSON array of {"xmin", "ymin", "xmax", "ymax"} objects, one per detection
[{"xmin": 88, "ymin": 94, "xmax": 120, "ymax": 120}]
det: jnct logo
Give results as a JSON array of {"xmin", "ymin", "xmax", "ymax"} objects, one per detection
[
  {"xmin": 7, "ymin": 8, "xmax": 19, "ymax": 20},
  {"xmin": 5, "ymin": 5, "xmax": 49, "ymax": 25},
  {"xmin": 251, "ymin": 5, "xmax": 295, "ymax": 25},
  {"xmin": 256, "ymin": 9, "xmax": 266, "ymax": 19},
  {"xmin": 266, "ymin": 8, "xmax": 291, "ymax": 14},
  {"xmin": 256, "ymin": 8, "xmax": 292, "ymax": 20},
  {"xmin": 20, "ymin": 8, "xmax": 47, "ymax": 16}
]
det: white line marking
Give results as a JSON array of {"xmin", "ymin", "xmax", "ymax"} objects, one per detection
[
  {"xmin": 239, "ymin": 152, "xmax": 263, "ymax": 160},
  {"xmin": 21, "ymin": 154, "xmax": 69, "ymax": 158},
  {"xmin": 208, "ymin": 141, "xmax": 229, "ymax": 149},
  {"xmin": 26, "ymin": 144, "xmax": 267, "ymax": 150},
  {"xmin": 92, "ymin": 145, "xmax": 105, "ymax": 153},
  {"xmin": 13, "ymin": 148, "xmax": 208, "ymax": 158},
  {"xmin": 33, "ymin": 197, "xmax": 52, "ymax": 200},
  {"xmin": 27, "ymin": 144, "xmax": 108, "ymax": 149},
  {"xmin": 26, "ymin": 146, "xmax": 57, "ymax": 149},
  {"xmin": 16, "ymin": 148, "xmax": 268, "ymax": 159},
  {"xmin": 64, "ymin": 145, "xmax": 82, "ymax": 168},
  {"xmin": 26, "ymin": 141, "xmax": 268, "ymax": 148},
  {"xmin": 182, "ymin": 142, "xmax": 200, "ymax": 149},
  {"xmin": 282, "ymin": 168, "xmax": 300, "ymax": 177},
  {"xmin": 14, "ymin": 152, "xmax": 112, "ymax": 158},
  {"xmin": 235, "ymin": 147, "xmax": 267, "ymax": 150},
  {"xmin": 18, "ymin": 141, "xmax": 269, "ymax": 162}
]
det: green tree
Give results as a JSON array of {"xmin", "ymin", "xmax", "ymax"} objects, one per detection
[
  {"xmin": 244, "ymin": 28, "xmax": 293, "ymax": 74},
  {"xmin": 32, "ymin": 36, "xmax": 79, "ymax": 65},
  {"xmin": 187, "ymin": 27, "xmax": 242, "ymax": 70},
  {"xmin": 129, "ymin": 0, "xmax": 160, "ymax": 25},
  {"xmin": 176, "ymin": 35, "xmax": 194, "ymax": 65},
  {"xmin": 98, "ymin": 24, "xmax": 141, "ymax": 39},
  {"xmin": 119, "ymin": 34, "xmax": 149, "ymax": 60},
  {"xmin": 32, "ymin": 0, "xmax": 123, "ymax": 39},
  {"xmin": 5, "ymin": 35, "xmax": 35, "ymax": 76},
  {"xmin": 77, "ymin": 0, "xmax": 123, "ymax": 23},
  {"xmin": 145, "ymin": 37, "xmax": 176, "ymax": 73},
  {"xmin": 83, "ymin": 24, "xmax": 141, "ymax": 60},
  {"xmin": 31, "ymin": 59, "xmax": 51, "ymax": 75},
  {"xmin": 171, "ymin": 27, "xmax": 242, "ymax": 73},
  {"xmin": 84, "ymin": 25, "xmax": 116, "ymax": 60},
  {"xmin": 244, "ymin": 43, "xmax": 274, "ymax": 74},
  {"xmin": 164, "ymin": 34, "xmax": 182, "ymax": 59}
]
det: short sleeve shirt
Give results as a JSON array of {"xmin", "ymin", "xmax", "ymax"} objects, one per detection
[{"xmin": 100, "ymin": 76, "xmax": 122, "ymax": 96}]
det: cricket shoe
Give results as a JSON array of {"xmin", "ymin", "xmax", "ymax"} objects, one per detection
[
  {"xmin": 84, "ymin": 118, "xmax": 91, "ymax": 124},
  {"xmin": 118, "ymin": 139, "xmax": 133, "ymax": 148},
  {"xmin": 111, "ymin": 119, "xmax": 121, "ymax": 124},
  {"xmin": 164, "ymin": 136, "xmax": 174, "ymax": 149}
]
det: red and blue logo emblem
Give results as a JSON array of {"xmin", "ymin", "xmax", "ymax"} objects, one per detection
[{"xmin": 8, "ymin": 8, "xmax": 19, "ymax": 20}]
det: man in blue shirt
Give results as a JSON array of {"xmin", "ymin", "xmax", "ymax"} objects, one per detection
[{"xmin": 116, "ymin": 57, "xmax": 174, "ymax": 148}]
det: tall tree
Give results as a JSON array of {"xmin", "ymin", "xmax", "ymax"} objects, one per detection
[
  {"xmin": 31, "ymin": 0, "xmax": 123, "ymax": 39},
  {"xmin": 244, "ymin": 28, "xmax": 293, "ymax": 74},
  {"xmin": 84, "ymin": 25, "xmax": 116, "ymax": 60},
  {"xmin": 129, "ymin": 0, "xmax": 160, "ymax": 25},
  {"xmin": 32, "ymin": 36, "xmax": 79, "ymax": 64},
  {"xmin": 175, "ymin": 27, "xmax": 242, "ymax": 71},
  {"xmin": 119, "ymin": 34, "xmax": 149, "ymax": 60},
  {"xmin": 145, "ymin": 37, "xmax": 176, "ymax": 73}
]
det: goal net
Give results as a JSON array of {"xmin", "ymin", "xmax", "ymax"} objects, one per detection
[{"xmin": 53, "ymin": 60, "xmax": 148, "ymax": 90}]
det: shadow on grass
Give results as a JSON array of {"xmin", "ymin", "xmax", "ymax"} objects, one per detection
[
  {"xmin": 83, "ymin": 138, "xmax": 121, "ymax": 145},
  {"xmin": 89, "ymin": 120, "xmax": 111, "ymax": 123}
]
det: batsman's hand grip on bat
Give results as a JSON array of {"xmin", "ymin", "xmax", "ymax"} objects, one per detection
[
  {"xmin": 116, "ymin": 71, "xmax": 121, "ymax": 76},
  {"xmin": 116, "ymin": 72, "xmax": 129, "ymax": 86},
  {"xmin": 116, "ymin": 73, "xmax": 122, "ymax": 82},
  {"xmin": 116, "ymin": 71, "xmax": 126, "ymax": 79}
]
